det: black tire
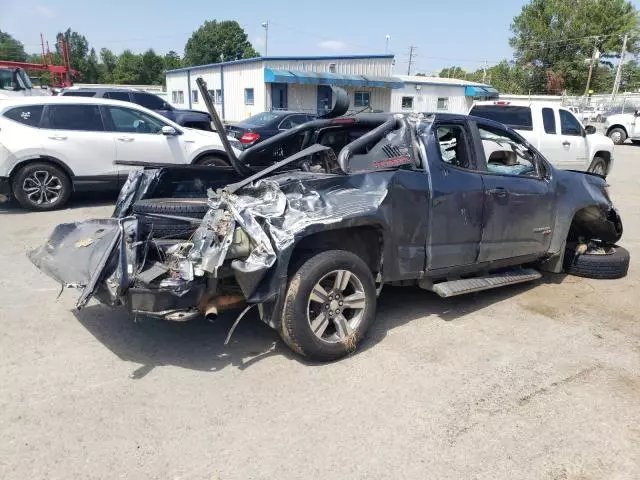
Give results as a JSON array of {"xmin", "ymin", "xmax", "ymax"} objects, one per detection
[
  {"xmin": 608, "ymin": 127, "xmax": 627, "ymax": 145},
  {"xmin": 132, "ymin": 198, "xmax": 209, "ymax": 239},
  {"xmin": 12, "ymin": 162, "xmax": 71, "ymax": 211},
  {"xmin": 280, "ymin": 250, "xmax": 377, "ymax": 361},
  {"xmin": 588, "ymin": 156, "xmax": 608, "ymax": 176},
  {"xmin": 196, "ymin": 154, "xmax": 228, "ymax": 167},
  {"xmin": 564, "ymin": 245, "xmax": 630, "ymax": 280}
]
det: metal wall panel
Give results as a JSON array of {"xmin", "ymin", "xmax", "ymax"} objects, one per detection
[{"xmin": 390, "ymin": 84, "xmax": 469, "ymax": 113}]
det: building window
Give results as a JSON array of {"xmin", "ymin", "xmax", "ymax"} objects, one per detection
[
  {"xmin": 172, "ymin": 90, "xmax": 184, "ymax": 104},
  {"xmin": 401, "ymin": 96, "xmax": 414, "ymax": 109},
  {"xmin": 244, "ymin": 88, "xmax": 254, "ymax": 105},
  {"xmin": 192, "ymin": 90, "xmax": 199, "ymax": 103},
  {"xmin": 216, "ymin": 89, "xmax": 222, "ymax": 104},
  {"xmin": 329, "ymin": 63, "xmax": 336, "ymax": 73},
  {"xmin": 437, "ymin": 97, "xmax": 449, "ymax": 110},
  {"xmin": 354, "ymin": 91, "xmax": 370, "ymax": 107}
]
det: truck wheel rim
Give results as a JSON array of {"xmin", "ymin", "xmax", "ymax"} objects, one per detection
[
  {"xmin": 592, "ymin": 163, "xmax": 606, "ymax": 175},
  {"xmin": 611, "ymin": 131, "xmax": 622, "ymax": 143},
  {"xmin": 23, "ymin": 170, "xmax": 62, "ymax": 205},
  {"xmin": 307, "ymin": 269, "xmax": 366, "ymax": 343}
]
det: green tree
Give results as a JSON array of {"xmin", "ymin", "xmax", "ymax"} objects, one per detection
[
  {"xmin": 139, "ymin": 49, "xmax": 164, "ymax": 84},
  {"xmin": 438, "ymin": 66, "xmax": 468, "ymax": 79},
  {"xmin": 99, "ymin": 48, "xmax": 118, "ymax": 82},
  {"xmin": 164, "ymin": 50, "xmax": 182, "ymax": 71},
  {"xmin": 56, "ymin": 29, "xmax": 89, "ymax": 73},
  {"xmin": 510, "ymin": 0, "xmax": 640, "ymax": 93},
  {"xmin": 184, "ymin": 20, "xmax": 259, "ymax": 66},
  {"xmin": 83, "ymin": 48, "xmax": 102, "ymax": 83},
  {"xmin": 0, "ymin": 30, "xmax": 27, "ymax": 62},
  {"xmin": 111, "ymin": 50, "xmax": 143, "ymax": 84}
]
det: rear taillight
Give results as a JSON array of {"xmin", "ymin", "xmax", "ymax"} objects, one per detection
[{"xmin": 239, "ymin": 132, "xmax": 260, "ymax": 144}]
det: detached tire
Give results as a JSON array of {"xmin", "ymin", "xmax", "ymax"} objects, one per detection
[
  {"xmin": 132, "ymin": 198, "xmax": 209, "ymax": 239},
  {"xmin": 564, "ymin": 245, "xmax": 630, "ymax": 279},
  {"xmin": 280, "ymin": 250, "xmax": 377, "ymax": 361},
  {"xmin": 12, "ymin": 162, "xmax": 71, "ymax": 211}
]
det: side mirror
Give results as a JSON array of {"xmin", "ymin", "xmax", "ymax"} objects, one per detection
[
  {"xmin": 585, "ymin": 125, "xmax": 597, "ymax": 135},
  {"xmin": 161, "ymin": 126, "xmax": 177, "ymax": 136},
  {"xmin": 635, "ymin": 110, "xmax": 640, "ymax": 117}
]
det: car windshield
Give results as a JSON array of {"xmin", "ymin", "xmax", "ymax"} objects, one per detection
[{"xmin": 239, "ymin": 112, "xmax": 281, "ymax": 127}]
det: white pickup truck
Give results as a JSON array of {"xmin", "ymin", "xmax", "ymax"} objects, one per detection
[
  {"xmin": 470, "ymin": 101, "xmax": 614, "ymax": 176},
  {"xmin": 0, "ymin": 67, "xmax": 50, "ymax": 99},
  {"xmin": 603, "ymin": 111, "xmax": 640, "ymax": 145}
]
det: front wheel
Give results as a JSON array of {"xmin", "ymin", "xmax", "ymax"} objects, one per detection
[
  {"xmin": 12, "ymin": 162, "xmax": 71, "ymax": 211},
  {"xmin": 280, "ymin": 250, "xmax": 377, "ymax": 361}
]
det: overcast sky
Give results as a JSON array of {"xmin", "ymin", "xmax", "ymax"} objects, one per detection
[{"xmin": 2, "ymin": 0, "xmax": 639, "ymax": 74}]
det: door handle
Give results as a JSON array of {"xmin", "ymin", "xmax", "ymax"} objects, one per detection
[
  {"xmin": 488, "ymin": 187, "xmax": 508, "ymax": 198},
  {"xmin": 48, "ymin": 136, "xmax": 67, "ymax": 140},
  {"xmin": 117, "ymin": 137, "xmax": 134, "ymax": 142},
  {"xmin": 562, "ymin": 141, "xmax": 571, "ymax": 147}
]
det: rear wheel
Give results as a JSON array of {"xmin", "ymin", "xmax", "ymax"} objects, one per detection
[
  {"xmin": 608, "ymin": 128, "xmax": 627, "ymax": 145},
  {"xmin": 280, "ymin": 250, "xmax": 377, "ymax": 361},
  {"xmin": 196, "ymin": 154, "xmax": 229, "ymax": 167},
  {"xmin": 12, "ymin": 162, "xmax": 71, "ymax": 211},
  {"xmin": 564, "ymin": 243, "xmax": 629, "ymax": 279}
]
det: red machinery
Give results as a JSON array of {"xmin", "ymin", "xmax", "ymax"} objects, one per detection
[{"xmin": 0, "ymin": 35, "xmax": 79, "ymax": 88}]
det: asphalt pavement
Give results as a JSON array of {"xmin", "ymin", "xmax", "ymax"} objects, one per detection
[{"xmin": 1, "ymin": 145, "xmax": 639, "ymax": 479}]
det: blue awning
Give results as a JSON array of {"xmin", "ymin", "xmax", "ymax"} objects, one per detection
[
  {"xmin": 264, "ymin": 68, "xmax": 404, "ymax": 89},
  {"xmin": 465, "ymin": 85, "xmax": 499, "ymax": 98}
]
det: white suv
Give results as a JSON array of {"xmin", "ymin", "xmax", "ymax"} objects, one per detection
[{"xmin": 0, "ymin": 97, "xmax": 240, "ymax": 210}]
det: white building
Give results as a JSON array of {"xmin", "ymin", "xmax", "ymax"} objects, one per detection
[
  {"xmin": 390, "ymin": 75, "xmax": 498, "ymax": 114},
  {"xmin": 165, "ymin": 56, "xmax": 499, "ymax": 122},
  {"xmin": 166, "ymin": 54, "xmax": 403, "ymax": 122}
]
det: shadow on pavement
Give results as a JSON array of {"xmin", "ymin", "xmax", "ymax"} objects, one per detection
[
  {"xmin": 0, "ymin": 192, "xmax": 116, "ymax": 215},
  {"xmin": 73, "ymin": 273, "xmax": 569, "ymax": 376}
]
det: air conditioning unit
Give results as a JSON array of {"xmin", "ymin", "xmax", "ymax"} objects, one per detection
[{"xmin": 329, "ymin": 63, "xmax": 337, "ymax": 73}]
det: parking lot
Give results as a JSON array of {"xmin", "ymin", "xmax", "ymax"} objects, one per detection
[{"xmin": 0, "ymin": 145, "xmax": 638, "ymax": 479}]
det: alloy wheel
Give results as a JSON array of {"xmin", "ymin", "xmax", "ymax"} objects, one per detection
[
  {"xmin": 306, "ymin": 269, "xmax": 366, "ymax": 343},
  {"xmin": 22, "ymin": 170, "xmax": 63, "ymax": 205}
]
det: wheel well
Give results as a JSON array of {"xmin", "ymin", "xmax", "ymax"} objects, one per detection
[
  {"xmin": 567, "ymin": 206, "xmax": 623, "ymax": 244},
  {"xmin": 289, "ymin": 226, "xmax": 383, "ymax": 274},
  {"xmin": 9, "ymin": 156, "xmax": 74, "ymax": 181},
  {"xmin": 192, "ymin": 150, "xmax": 229, "ymax": 165},
  {"xmin": 606, "ymin": 124, "xmax": 628, "ymax": 137},
  {"xmin": 590, "ymin": 151, "xmax": 611, "ymax": 172}
]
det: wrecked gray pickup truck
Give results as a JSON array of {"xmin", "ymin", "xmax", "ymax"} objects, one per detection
[{"xmin": 29, "ymin": 108, "xmax": 628, "ymax": 361}]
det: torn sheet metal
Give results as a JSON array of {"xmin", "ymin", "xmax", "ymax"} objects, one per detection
[{"xmin": 28, "ymin": 217, "xmax": 139, "ymax": 308}]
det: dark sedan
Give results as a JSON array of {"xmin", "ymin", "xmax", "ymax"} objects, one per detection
[{"xmin": 226, "ymin": 111, "xmax": 315, "ymax": 148}]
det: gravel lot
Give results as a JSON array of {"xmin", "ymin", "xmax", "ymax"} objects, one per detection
[{"xmin": 1, "ymin": 146, "xmax": 639, "ymax": 480}]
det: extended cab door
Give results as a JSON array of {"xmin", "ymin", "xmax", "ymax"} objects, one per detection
[
  {"xmin": 425, "ymin": 121, "xmax": 485, "ymax": 270},
  {"xmin": 550, "ymin": 108, "xmax": 589, "ymax": 170},
  {"xmin": 473, "ymin": 121, "xmax": 556, "ymax": 262}
]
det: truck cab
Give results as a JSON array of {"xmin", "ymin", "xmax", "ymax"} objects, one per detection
[
  {"xmin": 470, "ymin": 101, "xmax": 614, "ymax": 176},
  {"xmin": 0, "ymin": 68, "xmax": 50, "ymax": 99}
]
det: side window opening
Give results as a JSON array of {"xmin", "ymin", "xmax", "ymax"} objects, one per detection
[
  {"xmin": 542, "ymin": 107, "xmax": 556, "ymax": 134},
  {"xmin": 479, "ymin": 125, "xmax": 538, "ymax": 177},
  {"xmin": 559, "ymin": 109, "xmax": 582, "ymax": 136},
  {"xmin": 4, "ymin": 105, "xmax": 44, "ymax": 127},
  {"xmin": 435, "ymin": 125, "xmax": 472, "ymax": 169}
]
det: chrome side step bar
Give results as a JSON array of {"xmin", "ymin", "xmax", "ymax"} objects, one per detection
[{"xmin": 430, "ymin": 268, "xmax": 542, "ymax": 298}]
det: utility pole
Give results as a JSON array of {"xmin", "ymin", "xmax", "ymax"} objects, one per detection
[
  {"xmin": 261, "ymin": 21, "xmax": 269, "ymax": 56},
  {"xmin": 407, "ymin": 46, "xmax": 416, "ymax": 75},
  {"xmin": 482, "ymin": 60, "xmax": 488, "ymax": 83},
  {"xmin": 385, "ymin": 34, "xmax": 390, "ymax": 54},
  {"xmin": 611, "ymin": 33, "xmax": 628, "ymax": 100},
  {"xmin": 584, "ymin": 38, "xmax": 600, "ymax": 97}
]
